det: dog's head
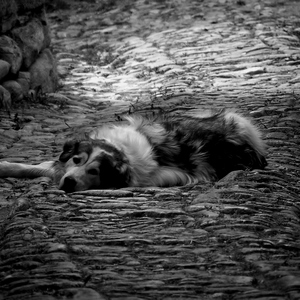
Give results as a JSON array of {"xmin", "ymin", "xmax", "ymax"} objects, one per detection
[{"xmin": 58, "ymin": 139, "xmax": 132, "ymax": 193}]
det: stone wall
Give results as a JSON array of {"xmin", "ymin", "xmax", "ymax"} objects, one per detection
[{"xmin": 0, "ymin": 0, "xmax": 58, "ymax": 110}]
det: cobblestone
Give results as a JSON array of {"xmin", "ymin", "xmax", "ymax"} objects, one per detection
[{"xmin": 1, "ymin": 0, "xmax": 300, "ymax": 299}]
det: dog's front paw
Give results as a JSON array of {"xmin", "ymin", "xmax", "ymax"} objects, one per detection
[
  {"xmin": 0, "ymin": 161, "xmax": 14, "ymax": 177},
  {"xmin": 0, "ymin": 161, "xmax": 11, "ymax": 167}
]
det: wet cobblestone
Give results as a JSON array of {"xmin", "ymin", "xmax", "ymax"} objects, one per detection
[{"xmin": 1, "ymin": 0, "xmax": 300, "ymax": 299}]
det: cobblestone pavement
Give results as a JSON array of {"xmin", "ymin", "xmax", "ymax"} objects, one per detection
[{"xmin": 1, "ymin": 0, "xmax": 300, "ymax": 299}]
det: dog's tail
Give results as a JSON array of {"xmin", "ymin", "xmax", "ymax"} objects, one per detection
[{"xmin": 224, "ymin": 111, "xmax": 267, "ymax": 168}]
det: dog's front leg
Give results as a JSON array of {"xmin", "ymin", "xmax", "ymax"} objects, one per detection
[
  {"xmin": 0, "ymin": 161, "xmax": 56, "ymax": 179},
  {"xmin": 150, "ymin": 166, "xmax": 199, "ymax": 187}
]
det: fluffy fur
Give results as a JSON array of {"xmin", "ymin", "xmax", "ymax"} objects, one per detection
[{"xmin": 0, "ymin": 110, "xmax": 267, "ymax": 193}]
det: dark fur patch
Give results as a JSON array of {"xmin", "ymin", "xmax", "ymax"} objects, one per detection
[
  {"xmin": 59, "ymin": 140, "xmax": 93, "ymax": 162},
  {"xmin": 96, "ymin": 153, "xmax": 131, "ymax": 189},
  {"xmin": 139, "ymin": 111, "xmax": 267, "ymax": 180}
]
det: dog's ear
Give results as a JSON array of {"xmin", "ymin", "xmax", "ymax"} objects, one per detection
[
  {"xmin": 99, "ymin": 153, "xmax": 131, "ymax": 189},
  {"xmin": 59, "ymin": 140, "xmax": 78, "ymax": 162}
]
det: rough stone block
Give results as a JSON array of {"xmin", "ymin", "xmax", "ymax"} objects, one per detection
[
  {"xmin": 0, "ymin": 0, "xmax": 18, "ymax": 33},
  {"xmin": 29, "ymin": 48, "xmax": 58, "ymax": 93},
  {"xmin": 17, "ymin": 72, "xmax": 31, "ymax": 95},
  {"xmin": 0, "ymin": 0, "xmax": 17, "ymax": 19},
  {"xmin": 0, "ymin": 14, "xmax": 18, "ymax": 34},
  {"xmin": 0, "ymin": 85, "xmax": 11, "ymax": 109},
  {"xmin": 2, "ymin": 80, "xmax": 23, "ymax": 102},
  {"xmin": 0, "ymin": 60, "xmax": 10, "ymax": 80},
  {"xmin": 11, "ymin": 18, "xmax": 45, "ymax": 68},
  {"xmin": 0, "ymin": 35, "xmax": 23, "ymax": 74},
  {"xmin": 15, "ymin": 0, "xmax": 46, "ymax": 11},
  {"xmin": 18, "ymin": 71, "xmax": 31, "ymax": 82}
]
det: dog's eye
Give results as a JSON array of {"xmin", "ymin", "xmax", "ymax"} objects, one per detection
[
  {"xmin": 73, "ymin": 156, "xmax": 81, "ymax": 164},
  {"xmin": 87, "ymin": 168, "xmax": 99, "ymax": 176}
]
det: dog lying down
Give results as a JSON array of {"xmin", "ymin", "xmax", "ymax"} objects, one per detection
[{"xmin": 0, "ymin": 110, "xmax": 267, "ymax": 193}]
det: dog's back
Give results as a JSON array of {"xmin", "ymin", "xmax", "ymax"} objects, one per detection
[{"xmin": 127, "ymin": 110, "xmax": 267, "ymax": 181}]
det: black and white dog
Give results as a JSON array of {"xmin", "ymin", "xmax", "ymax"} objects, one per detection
[{"xmin": 0, "ymin": 110, "xmax": 267, "ymax": 193}]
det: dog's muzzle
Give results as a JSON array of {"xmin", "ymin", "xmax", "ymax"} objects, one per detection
[{"xmin": 60, "ymin": 176, "xmax": 77, "ymax": 193}]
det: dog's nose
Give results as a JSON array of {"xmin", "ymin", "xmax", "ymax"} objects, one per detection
[{"xmin": 60, "ymin": 176, "xmax": 77, "ymax": 193}]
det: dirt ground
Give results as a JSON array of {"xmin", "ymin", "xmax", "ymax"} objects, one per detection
[{"xmin": 0, "ymin": 0, "xmax": 300, "ymax": 299}]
